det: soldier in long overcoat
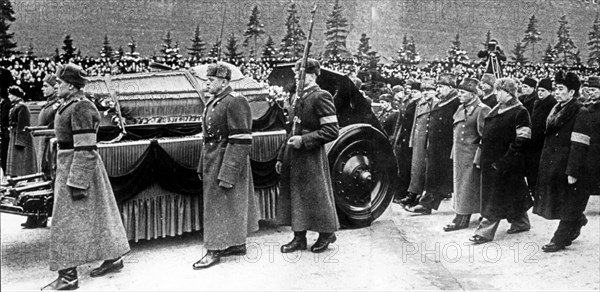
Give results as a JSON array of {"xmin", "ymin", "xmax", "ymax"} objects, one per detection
[
  {"xmin": 21, "ymin": 74, "xmax": 62, "ymax": 229},
  {"xmin": 6, "ymin": 86, "xmax": 37, "ymax": 177},
  {"xmin": 524, "ymin": 78, "xmax": 557, "ymax": 196},
  {"xmin": 584, "ymin": 76, "xmax": 600, "ymax": 196},
  {"xmin": 43, "ymin": 64, "xmax": 130, "ymax": 290},
  {"xmin": 406, "ymin": 78, "xmax": 438, "ymax": 206},
  {"xmin": 469, "ymin": 78, "xmax": 532, "ymax": 244},
  {"xmin": 534, "ymin": 71, "xmax": 592, "ymax": 253},
  {"xmin": 0, "ymin": 65, "xmax": 15, "ymax": 174},
  {"xmin": 276, "ymin": 59, "xmax": 340, "ymax": 254},
  {"xmin": 444, "ymin": 78, "xmax": 490, "ymax": 231},
  {"xmin": 407, "ymin": 74, "xmax": 460, "ymax": 215},
  {"xmin": 193, "ymin": 63, "xmax": 259, "ymax": 269},
  {"xmin": 393, "ymin": 83, "xmax": 421, "ymax": 205}
]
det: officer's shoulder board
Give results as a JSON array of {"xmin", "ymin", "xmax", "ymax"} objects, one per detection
[{"xmin": 57, "ymin": 97, "xmax": 82, "ymax": 114}]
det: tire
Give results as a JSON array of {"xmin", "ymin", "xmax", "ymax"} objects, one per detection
[{"xmin": 326, "ymin": 124, "xmax": 398, "ymax": 228}]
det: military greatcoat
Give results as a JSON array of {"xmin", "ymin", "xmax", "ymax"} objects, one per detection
[
  {"xmin": 38, "ymin": 95, "xmax": 63, "ymax": 174},
  {"xmin": 392, "ymin": 98, "xmax": 419, "ymax": 194},
  {"xmin": 424, "ymin": 91, "xmax": 461, "ymax": 195},
  {"xmin": 534, "ymin": 100, "xmax": 591, "ymax": 220},
  {"xmin": 452, "ymin": 98, "xmax": 490, "ymax": 215},
  {"xmin": 479, "ymin": 102, "xmax": 532, "ymax": 220},
  {"xmin": 524, "ymin": 95, "xmax": 557, "ymax": 193},
  {"xmin": 6, "ymin": 99, "xmax": 37, "ymax": 176},
  {"xmin": 407, "ymin": 96, "xmax": 438, "ymax": 194},
  {"xmin": 377, "ymin": 107, "xmax": 400, "ymax": 141},
  {"xmin": 197, "ymin": 86, "xmax": 259, "ymax": 250},
  {"xmin": 50, "ymin": 91, "xmax": 130, "ymax": 271},
  {"xmin": 277, "ymin": 84, "xmax": 340, "ymax": 233}
]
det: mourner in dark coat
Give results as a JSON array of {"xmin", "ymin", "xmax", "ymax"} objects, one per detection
[
  {"xmin": 6, "ymin": 86, "xmax": 37, "ymax": 177},
  {"xmin": 518, "ymin": 77, "xmax": 539, "ymax": 115},
  {"xmin": 406, "ymin": 78, "xmax": 438, "ymax": 204},
  {"xmin": 443, "ymin": 78, "xmax": 491, "ymax": 231},
  {"xmin": 524, "ymin": 78, "xmax": 557, "ymax": 196},
  {"xmin": 534, "ymin": 71, "xmax": 592, "ymax": 253},
  {"xmin": 479, "ymin": 73, "xmax": 498, "ymax": 109},
  {"xmin": 276, "ymin": 59, "xmax": 340, "ymax": 254},
  {"xmin": 377, "ymin": 93, "xmax": 400, "ymax": 141},
  {"xmin": 394, "ymin": 83, "xmax": 421, "ymax": 205},
  {"xmin": 43, "ymin": 64, "xmax": 130, "ymax": 291},
  {"xmin": 469, "ymin": 78, "xmax": 532, "ymax": 244},
  {"xmin": 0, "ymin": 66, "xmax": 15, "ymax": 173},
  {"xmin": 407, "ymin": 74, "xmax": 460, "ymax": 215},
  {"xmin": 193, "ymin": 63, "xmax": 259, "ymax": 269},
  {"xmin": 584, "ymin": 76, "xmax": 600, "ymax": 196}
]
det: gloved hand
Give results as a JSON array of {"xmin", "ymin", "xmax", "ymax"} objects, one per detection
[
  {"xmin": 70, "ymin": 186, "xmax": 87, "ymax": 201},
  {"xmin": 219, "ymin": 180, "xmax": 233, "ymax": 189},
  {"xmin": 275, "ymin": 161, "xmax": 282, "ymax": 174},
  {"xmin": 287, "ymin": 135, "xmax": 302, "ymax": 149}
]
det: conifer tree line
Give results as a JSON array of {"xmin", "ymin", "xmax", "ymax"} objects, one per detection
[{"xmin": 1, "ymin": 0, "xmax": 599, "ymax": 67}]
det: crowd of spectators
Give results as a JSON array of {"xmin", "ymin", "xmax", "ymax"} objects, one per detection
[{"xmin": 1, "ymin": 54, "xmax": 597, "ymax": 102}]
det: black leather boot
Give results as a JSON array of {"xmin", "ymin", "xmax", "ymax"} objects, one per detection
[
  {"xmin": 399, "ymin": 192, "xmax": 419, "ymax": 208},
  {"xmin": 90, "ymin": 257, "xmax": 124, "ymax": 277},
  {"xmin": 311, "ymin": 233, "xmax": 337, "ymax": 253},
  {"xmin": 281, "ymin": 231, "xmax": 307, "ymax": 253},
  {"xmin": 41, "ymin": 267, "xmax": 78, "ymax": 290},
  {"xmin": 571, "ymin": 215, "xmax": 588, "ymax": 241}
]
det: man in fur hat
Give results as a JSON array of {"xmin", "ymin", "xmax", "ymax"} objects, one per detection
[
  {"xmin": 534, "ymin": 71, "xmax": 592, "ymax": 253},
  {"xmin": 407, "ymin": 73, "xmax": 461, "ymax": 215},
  {"xmin": 444, "ymin": 77, "xmax": 491, "ymax": 231},
  {"xmin": 479, "ymin": 73, "xmax": 498, "ymax": 109},
  {"xmin": 524, "ymin": 78, "xmax": 557, "ymax": 198},
  {"xmin": 584, "ymin": 76, "xmax": 600, "ymax": 197},
  {"xmin": 518, "ymin": 77, "xmax": 539, "ymax": 115},
  {"xmin": 276, "ymin": 58, "xmax": 340, "ymax": 254},
  {"xmin": 193, "ymin": 62, "xmax": 259, "ymax": 269},
  {"xmin": 469, "ymin": 77, "xmax": 532, "ymax": 244},
  {"xmin": 404, "ymin": 78, "xmax": 438, "ymax": 211},
  {"xmin": 377, "ymin": 93, "xmax": 400, "ymax": 140},
  {"xmin": 43, "ymin": 64, "xmax": 130, "ymax": 290}
]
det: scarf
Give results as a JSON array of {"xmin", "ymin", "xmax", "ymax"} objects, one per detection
[{"xmin": 545, "ymin": 99, "xmax": 582, "ymax": 136}]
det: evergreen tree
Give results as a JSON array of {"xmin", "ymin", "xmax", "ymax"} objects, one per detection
[
  {"xmin": 161, "ymin": 31, "xmax": 180, "ymax": 60},
  {"xmin": 117, "ymin": 46, "xmax": 125, "ymax": 59},
  {"xmin": 323, "ymin": 0, "xmax": 350, "ymax": 60},
  {"xmin": 521, "ymin": 15, "xmax": 542, "ymax": 63},
  {"xmin": 188, "ymin": 24, "xmax": 207, "ymax": 60},
  {"xmin": 588, "ymin": 12, "xmax": 600, "ymax": 67},
  {"xmin": 261, "ymin": 35, "xmax": 277, "ymax": 59},
  {"xmin": 354, "ymin": 33, "xmax": 371, "ymax": 64},
  {"xmin": 54, "ymin": 47, "xmax": 60, "ymax": 62},
  {"xmin": 279, "ymin": 2, "xmax": 306, "ymax": 60},
  {"xmin": 0, "ymin": 0, "xmax": 18, "ymax": 57},
  {"xmin": 224, "ymin": 33, "xmax": 243, "ymax": 62},
  {"xmin": 511, "ymin": 41, "xmax": 528, "ymax": 65},
  {"xmin": 447, "ymin": 32, "xmax": 469, "ymax": 64},
  {"xmin": 481, "ymin": 30, "xmax": 492, "ymax": 49},
  {"xmin": 208, "ymin": 38, "xmax": 220, "ymax": 59},
  {"xmin": 100, "ymin": 34, "xmax": 113, "ymax": 59},
  {"xmin": 554, "ymin": 15, "xmax": 577, "ymax": 65},
  {"xmin": 23, "ymin": 41, "xmax": 34, "ymax": 57},
  {"xmin": 62, "ymin": 34, "xmax": 77, "ymax": 61},
  {"xmin": 395, "ymin": 35, "xmax": 420, "ymax": 65},
  {"xmin": 542, "ymin": 43, "xmax": 558, "ymax": 64},
  {"xmin": 243, "ymin": 5, "xmax": 265, "ymax": 59}
]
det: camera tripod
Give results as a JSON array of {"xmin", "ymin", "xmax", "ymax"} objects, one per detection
[{"xmin": 487, "ymin": 53, "xmax": 502, "ymax": 79}]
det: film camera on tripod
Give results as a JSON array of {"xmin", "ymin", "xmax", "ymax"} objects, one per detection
[{"xmin": 478, "ymin": 39, "xmax": 507, "ymax": 79}]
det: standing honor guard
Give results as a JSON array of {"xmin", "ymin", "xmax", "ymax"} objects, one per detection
[
  {"xmin": 43, "ymin": 64, "xmax": 130, "ymax": 290},
  {"xmin": 469, "ymin": 78, "xmax": 532, "ymax": 244},
  {"xmin": 534, "ymin": 71, "xmax": 592, "ymax": 252},
  {"xmin": 193, "ymin": 62, "xmax": 259, "ymax": 269},
  {"xmin": 445, "ymin": 78, "xmax": 490, "ymax": 231},
  {"xmin": 276, "ymin": 59, "xmax": 340, "ymax": 254}
]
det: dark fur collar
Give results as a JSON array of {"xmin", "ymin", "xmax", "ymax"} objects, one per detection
[{"xmin": 545, "ymin": 99, "xmax": 582, "ymax": 135}]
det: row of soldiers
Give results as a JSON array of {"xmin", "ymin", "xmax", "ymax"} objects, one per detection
[{"xmin": 376, "ymin": 71, "xmax": 599, "ymax": 252}]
